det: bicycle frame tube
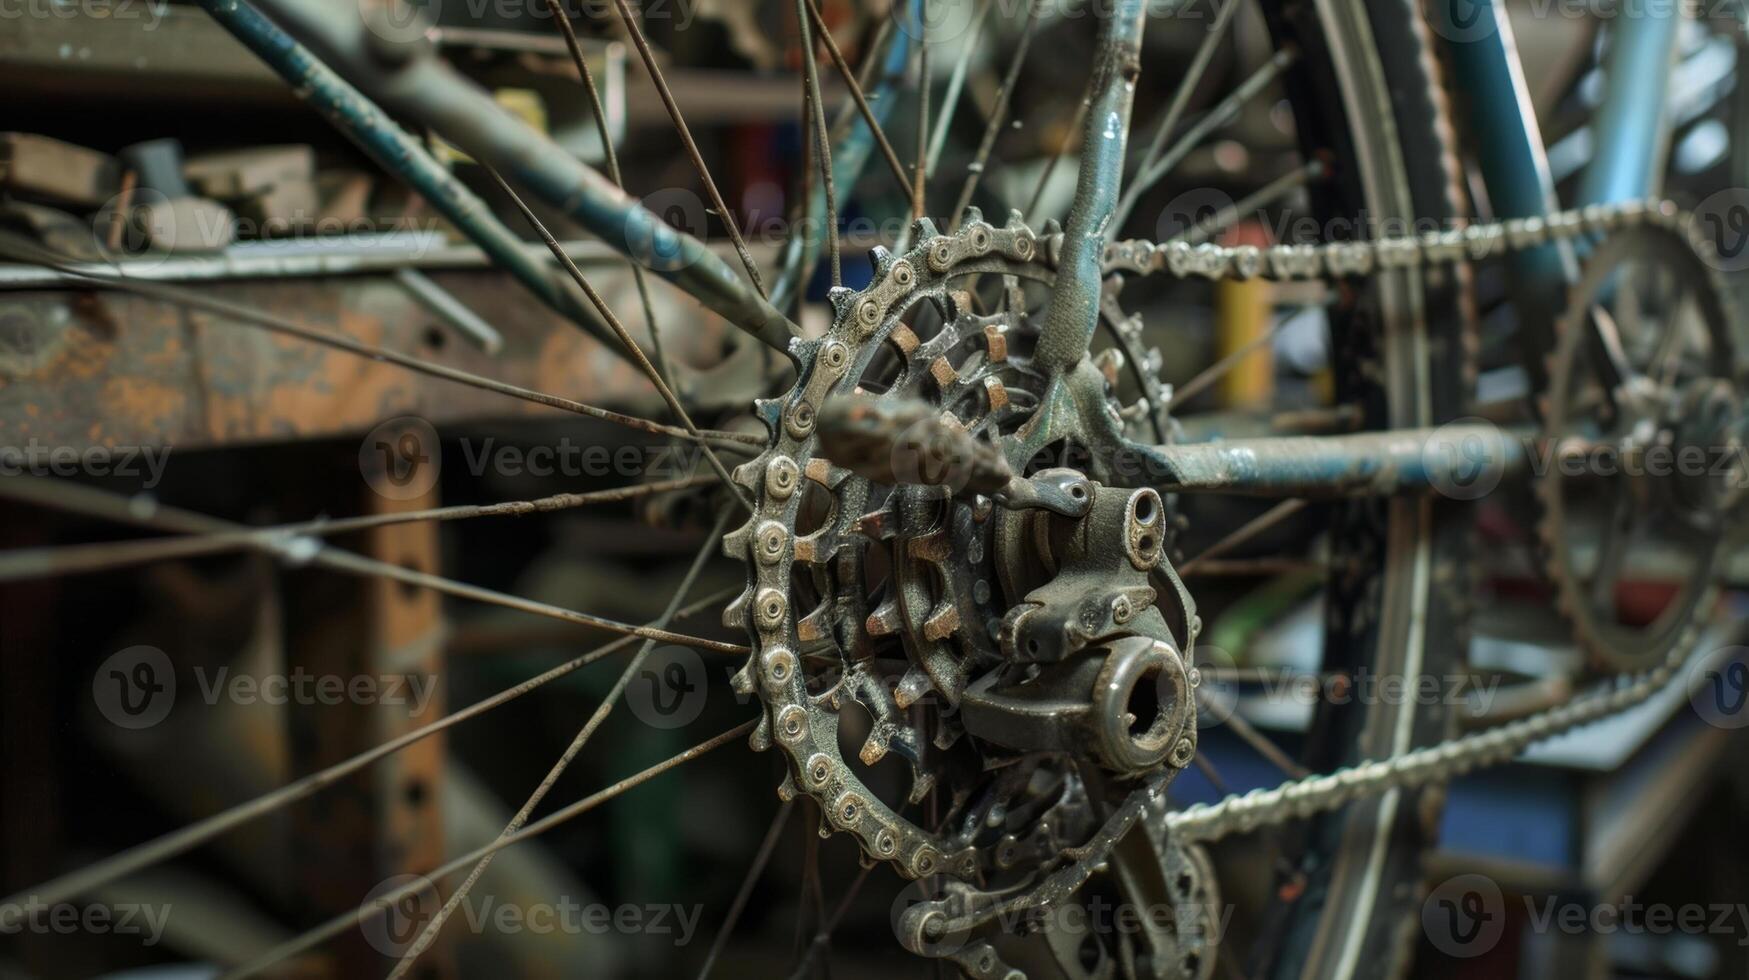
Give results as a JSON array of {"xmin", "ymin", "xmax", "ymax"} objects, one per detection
[
  {"xmin": 1577, "ymin": 3, "xmax": 1681, "ymax": 207},
  {"xmin": 208, "ymin": 0, "xmax": 798, "ymax": 355},
  {"xmin": 1034, "ymin": 0, "xmax": 1148, "ymax": 374},
  {"xmin": 1436, "ymin": 0, "xmax": 1576, "ymax": 335}
]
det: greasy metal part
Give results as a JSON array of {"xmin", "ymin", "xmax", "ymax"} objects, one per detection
[
  {"xmin": 1043, "ymin": 807, "xmax": 1221, "ymax": 980},
  {"xmin": 1135, "ymin": 425, "xmax": 1532, "ymax": 498},
  {"xmin": 815, "ymin": 395, "xmax": 1091, "ymax": 516},
  {"xmin": 1035, "ymin": 0, "xmax": 1148, "ymax": 374},
  {"xmin": 220, "ymin": 0, "xmax": 798, "ymax": 354}
]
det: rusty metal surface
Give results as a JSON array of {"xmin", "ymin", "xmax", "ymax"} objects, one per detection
[{"xmin": 0, "ymin": 269, "xmax": 737, "ymax": 452}]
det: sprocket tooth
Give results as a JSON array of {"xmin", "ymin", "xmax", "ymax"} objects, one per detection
[
  {"xmin": 776, "ymin": 771, "xmax": 798, "ymax": 801},
  {"xmin": 894, "ymin": 665, "xmax": 933, "ymax": 710},
  {"xmin": 857, "ymin": 503, "xmax": 900, "ymax": 540},
  {"xmin": 1005, "ymin": 208, "xmax": 1027, "ymax": 230},
  {"xmin": 722, "ymin": 519, "xmax": 754, "ymax": 559},
  {"xmin": 869, "ymin": 244, "xmax": 895, "ymax": 275},
  {"xmin": 910, "ymin": 216, "xmax": 941, "ymax": 243},
  {"xmin": 827, "ymin": 285, "xmax": 858, "ymax": 315},
  {"xmin": 796, "ymin": 603, "xmax": 835, "ymax": 651},
  {"xmin": 752, "ymin": 396, "xmax": 784, "ymax": 429},
  {"xmin": 730, "ymin": 658, "xmax": 756, "ymax": 696},
  {"xmin": 859, "ymin": 730, "xmax": 890, "ymax": 765},
  {"xmin": 1043, "ymin": 217, "xmax": 1063, "ymax": 236},
  {"xmin": 866, "ymin": 598, "xmax": 904, "ymax": 638},
  {"xmin": 933, "ymin": 711, "xmax": 964, "ymax": 751},
  {"xmin": 721, "ymin": 589, "xmax": 750, "ymax": 629},
  {"xmin": 730, "ymin": 460, "xmax": 763, "ymax": 491},
  {"xmin": 907, "ymin": 769, "xmax": 937, "ymax": 805},
  {"xmin": 963, "ymin": 205, "xmax": 984, "ymax": 226},
  {"xmin": 749, "ymin": 712, "xmax": 774, "ymax": 752},
  {"xmin": 922, "ymin": 602, "xmax": 961, "ymax": 642}
]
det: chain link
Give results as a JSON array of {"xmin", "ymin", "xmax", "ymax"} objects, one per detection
[{"xmin": 1100, "ymin": 197, "xmax": 1705, "ymax": 282}]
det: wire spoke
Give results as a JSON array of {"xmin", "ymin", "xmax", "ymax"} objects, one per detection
[
  {"xmin": 949, "ymin": 0, "xmax": 1045, "ymax": 230},
  {"xmin": 912, "ymin": 0, "xmax": 932, "ymax": 223},
  {"xmin": 542, "ymin": 0, "xmax": 678, "ymax": 390},
  {"xmin": 1117, "ymin": 0, "xmax": 1243, "ymax": 221},
  {"xmin": 697, "ymin": 798, "xmax": 798, "ymax": 980},
  {"xmin": 926, "ymin": 0, "xmax": 993, "ymax": 175},
  {"xmin": 1177, "ymin": 499, "xmax": 1308, "ymax": 576},
  {"xmin": 0, "ymin": 581, "xmax": 737, "ymax": 916},
  {"xmin": 223, "ymin": 719, "xmax": 757, "ymax": 980},
  {"xmin": 1164, "ymin": 305, "xmax": 1309, "ymax": 412},
  {"xmin": 804, "ymin": 0, "xmax": 914, "ymax": 203},
  {"xmin": 0, "ymin": 476, "xmax": 747, "ymax": 655},
  {"xmin": 388, "ymin": 509, "xmax": 732, "ymax": 978},
  {"xmin": 1115, "ymin": 47, "xmax": 1298, "ymax": 230},
  {"xmin": 610, "ymin": 0, "xmax": 769, "ymax": 295},
  {"xmin": 0, "ymin": 234, "xmax": 760, "ymax": 453},
  {"xmin": 0, "ymin": 475, "xmax": 716, "ymax": 583},
  {"xmin": 796, "ymin": 0, "xmax": 842, "ymax": 288},
  {"xmin": 486, "ymin": 167, "xmax": 758, "ymax": 510},
  {"xmin": 1023, "ymin": 71, "xmax": 1094, "ymax": 222},
  {"xmin": 1177, "ymin": 157, "xmax": 1326, "ymax": 245}
]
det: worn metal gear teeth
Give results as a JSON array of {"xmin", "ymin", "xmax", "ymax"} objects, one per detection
[
  {"xmin": 1531, "ymin": 222, "xmax": 1739, "ymax": 673},
  {"xmin": 723, "ymin": 210, "xmax": 1056, "ymax": 880}
]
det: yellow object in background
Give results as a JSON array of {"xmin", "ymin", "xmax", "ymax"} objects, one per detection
[
  {"xmin": 431, "ymin": 89, "xmax": 549, "ymax": 165},
  {"xmin": 1215, "ymin": 274, "xmax": 1275, "ymax": 409}
]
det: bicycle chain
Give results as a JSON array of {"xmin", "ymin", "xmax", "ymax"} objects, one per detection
[
  {"xmin": 1099, "ymin": 196, "xmax": 1711, "ymax": 283},
  {"xmin": 1166, "ymin": 646, "xmax": 1686, "ymax": 842},
  {"xmin": 1097, "ymin": 194, "xmax": 1729, "ymax": 841},
  {"xmin": 735, "ymin": 193, "xmax": 1725, "ymax": 889}
]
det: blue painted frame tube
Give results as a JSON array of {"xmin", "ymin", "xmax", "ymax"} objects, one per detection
[
  {"xmin": 1034, "ymin": 0, "xmax": 1148, "ymax": 373},
  {"xmin": 1578, "ymin": 5, "xmax": 1681, "ymax": 206},
  {"xmin": 195, "ymin": 0, "xmax": 620, "ymax": 347}
]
